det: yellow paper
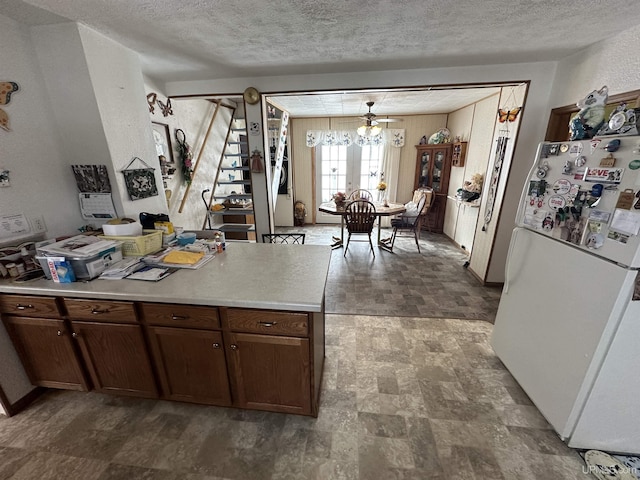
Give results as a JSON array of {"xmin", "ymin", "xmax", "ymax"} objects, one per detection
[{"xmin": 162, "ymin": 250, "xmax": 204, "ymax": 265}]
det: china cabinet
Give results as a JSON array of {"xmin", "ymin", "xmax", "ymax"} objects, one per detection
[{"xmin": 414, "ymin": 144, "xmax": 452, "ymax": 232}]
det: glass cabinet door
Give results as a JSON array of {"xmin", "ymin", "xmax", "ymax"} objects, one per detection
[
  {"xmin": 418, "ymin": 150, "xmax": 430, "ymax": 187},
  {"xmin": 432, "ymin": 150, "xmax": 445, "ymax": 192}
]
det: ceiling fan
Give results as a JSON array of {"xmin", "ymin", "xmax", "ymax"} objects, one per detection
[{"xmin": 357, "ymin": 101, "xmax": 401, "ymax": 136}]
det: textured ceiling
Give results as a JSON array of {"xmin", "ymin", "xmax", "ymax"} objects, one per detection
[{"xmin": 5, "ymin": 0, "xmax": 640, "ymax": 116}]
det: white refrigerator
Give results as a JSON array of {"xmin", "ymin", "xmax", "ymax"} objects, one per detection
[{"xmin": 491, "ymin": 136, "xmax": 640, "ymax": 454}]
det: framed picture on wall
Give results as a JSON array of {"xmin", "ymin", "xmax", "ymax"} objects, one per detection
[{"xmin": 152, "ymin": 122, "xmax": 176, "ymax": 179}]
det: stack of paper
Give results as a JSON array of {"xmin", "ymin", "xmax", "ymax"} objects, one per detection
[
  {"xmin": 98, "ymin": 257, "xmax": 143, "ymax": 280},
  {"xmin": 127, "ymin": 265, "xmax": 176, "ymax": 282}
]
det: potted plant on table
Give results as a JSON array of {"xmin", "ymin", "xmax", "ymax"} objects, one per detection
[{"xmin": 332, "ymin": 191, "xmax": 346, "ymax": 208}]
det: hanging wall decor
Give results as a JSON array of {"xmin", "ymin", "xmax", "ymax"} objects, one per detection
[
  {"xmin": 145, "ymin": 92, "xmax": 174, "ymax": 117},
  {"xmin": 0, "ymin": 81, "xmax": 20, "ymax": 132},
  {"xmin": 483, "ymin": 132, "xmax": 509, "ymax": 231},
  {"xmin": 122, "ymin": 157, "xmax": 159, "ymax": 200},
  {"xmin": 146, "ymin": 92, "xmax": 158, "ymax": 113},
  {"xmin": 157, "ymin": 98, "xmax": 173, "ymax": 117},
  {"xmin": 251, "ymin": 149, "xmax": 264, "ymax": 173},
  {"xmin": 175, "ymin": 128, "xmax": 193, "ymax": 184}
]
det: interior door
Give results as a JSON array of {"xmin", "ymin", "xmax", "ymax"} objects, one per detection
[{"xmin": 316, "ymin": 144, "xmax": 383, "ymax": 223}]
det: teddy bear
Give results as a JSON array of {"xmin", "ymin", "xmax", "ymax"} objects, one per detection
[
  {"xmin": 458, "ymin": 173, "xmax": 483, "ymax": 202},
  {"xmin": 569, "ymin": 86, "xmax": 608, "ymax": 140},
  {"xmin": 294, "ymin": 201, "xmax": 307, "ymax": 226}
]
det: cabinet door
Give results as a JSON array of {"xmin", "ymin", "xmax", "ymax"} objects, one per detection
[
  {"xmin": 416, "ymin": 149, "xmax": 432, "ymax": 189},
  {"xmin": 225, "ymin": 332, "xmax": 311, "ymax": 415},
  {"xmin": 2, "ymin": 316, "xmax": 88, "ymax": 391},
  {"xmin": 431, "ymin": 147, "xmax": 451, "ymax": 193},
  {"xmin": 425, "ymin": 195, "xmax": 446, "ymax": 233},
  {"xmin": 71, "ymin": 321, "xmax": 158, "ymax": 398},
  {"xmin": 147, "ymin": 326, "xmax": 231, "ymax": 406}
]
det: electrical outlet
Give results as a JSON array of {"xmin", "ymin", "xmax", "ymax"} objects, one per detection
[{"xmin": 30, "ymin": 216, "xmax": 46, "ymax": 233}]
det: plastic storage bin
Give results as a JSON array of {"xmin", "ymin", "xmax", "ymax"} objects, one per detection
[{"xmin": 99, "ymin": 229, "xmax": 163, "ymax": 256}]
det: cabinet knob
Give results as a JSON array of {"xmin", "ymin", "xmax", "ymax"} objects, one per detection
[
  {"xmin": 171, "ymin": 314, "xmax": 188, "ymax": 320},
  {"xmin": 91, "ymin": 308, "xmax": 109, "ymax": 315},
  {"xmin": 258, "ymin": 321, "xmax": 277, "ymax": 327},
  {"xmin": 57, "ymin": 330, "xmax": 63, "ymax": 336},
  {"xmin": 72, "ymin": 332, "xmax": 78, "ymax": 338},
  {"xmin": 15, "ymin": 304, "xmax": 34, "ymax": 310},
  {"xmin": 230, "ymin": 344, "xmax": 238, "ymax": 350},
  {"xmin": 212, "ymin": 342, "xmax": 220, "ymax": 349}
]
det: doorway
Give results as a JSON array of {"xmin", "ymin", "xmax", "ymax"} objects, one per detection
[{"xmin": 315, "ymin": 143, "xmax": 384, "ymax": 223}]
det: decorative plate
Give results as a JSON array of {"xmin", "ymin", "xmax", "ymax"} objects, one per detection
[
  {"xmin": 584, "ymin": 450, "xmax": 637, "ymax": 480},
  {"xmin": 428, "ymin": 128, "xmax": 451, "ymax": 144}
]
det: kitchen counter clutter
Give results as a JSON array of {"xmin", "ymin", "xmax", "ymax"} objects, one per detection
[{"xmin": 0, "ymin": 242, "xmax": 331, "ymax": 417}]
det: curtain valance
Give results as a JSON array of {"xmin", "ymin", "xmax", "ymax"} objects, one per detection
[{"xmin": 306, "ymin": 129, "xmax": 405, "ymax": 148}]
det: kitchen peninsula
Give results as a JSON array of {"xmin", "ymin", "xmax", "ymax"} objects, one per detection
[{"xmin": 0, "ymin": 243, "xmax": 331, "ymax": 417}]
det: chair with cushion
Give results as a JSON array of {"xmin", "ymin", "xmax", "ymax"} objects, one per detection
[
  {"xmin": 348, "ymin": 189, "xmax": 373, "ymax": 201},
  {"xmin": 262, "ymin": 233, "xmax": 306, "ymax": 244},
  {"xmin": 343, "ymin": 200, "xmax": 377, "ymax": 257},
  {"xmin": 382, "ymin": 190, "xmax": 431, "ymax": 253}
]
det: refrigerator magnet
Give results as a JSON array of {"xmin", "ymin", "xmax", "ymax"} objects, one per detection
[
  {"xmin": 553, "ymin": 179, "xmax": 572, "ymax": 194},
  {"xmin": 569, "ymin": 142, "xmax": 583, "ymax": 156},
  {"xmin": 548, "ymin": 195, "xmax": 566, "ymax": 210},
  {"xmin": 585, "ymin": 232, "xmax": 604, "ymax": 249},
  {"xmin": 615, "ymin": 189, "xmax": 636, "ymax": 210}
]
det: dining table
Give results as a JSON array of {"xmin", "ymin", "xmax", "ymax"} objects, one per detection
[{"xmin": 318, "ymin": 201, "xmax": 406, "ymax": 250}]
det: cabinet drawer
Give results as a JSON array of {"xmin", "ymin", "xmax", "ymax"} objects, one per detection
[
  {"xmin": 225, "ymin": 309, "xmax": 308, "ymax": 337},
  {"xmin": 64, "ymin": 299, "xmax": 137, "ymax": 324},
  {"xmin": 140, "ymin": 303, "xmax": 220, "ymax": 329},
  {"xmin": 0, "ymin": 294, "xmax": 61, "ymax": 318}
]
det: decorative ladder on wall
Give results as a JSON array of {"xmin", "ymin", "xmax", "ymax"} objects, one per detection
[
  {"xmin": 268, "ymin": 110, "xmax": 289, "ymax": 213},
  {"xmin": 203, "ymin": 104, "xmax": 256, "ymax": 241}
]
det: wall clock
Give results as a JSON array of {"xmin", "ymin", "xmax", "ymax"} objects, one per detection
[{"xmin": 243, "ymin": 87, "xmax": 260, "ymax": 105}]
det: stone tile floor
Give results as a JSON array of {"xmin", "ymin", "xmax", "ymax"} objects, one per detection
[
  {"xmin": 0, "ymin": 315, "xmax": 590, "ymax": 480},
  {"xmin": 276, "ymin": 225, "xmax": 502, "ymax": 322}
]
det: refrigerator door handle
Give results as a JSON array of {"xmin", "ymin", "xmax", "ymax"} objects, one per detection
[{"xmin": 504, "ymin": 227, "xmax": 522, "ymax": 294}]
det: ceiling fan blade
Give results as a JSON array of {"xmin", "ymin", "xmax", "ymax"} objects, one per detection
[
  {"xmin": 376, "ymin": 118, "xmax": 402, "ymax": 123},
  {"xmin": 370, "ymin": 120, "xmax": 379, "ymax": 126}
]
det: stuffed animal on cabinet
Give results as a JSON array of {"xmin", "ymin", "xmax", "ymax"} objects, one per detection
[{"xmin": 569, "ymin": 86, "xmax": 608, "ymax": 140}]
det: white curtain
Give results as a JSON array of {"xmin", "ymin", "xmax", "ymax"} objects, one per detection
[
  {"xmin": 380, "ymin": 144, "xmax": 402, "ymax": 227},
  {"xmin": 306, "ymin": 129, "xmax": 405, "ymax": 147}
]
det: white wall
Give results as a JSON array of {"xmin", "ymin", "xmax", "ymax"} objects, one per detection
[
  {"xmin": 550, "ymin": 27, "xmax": 640, "ymax": 108},
  {"xmin": 444, "ymin": 93, "xmax": 500, "ymax": 253},
  {"xmin": 0, "ymin": 15, "xmax": 81, "ymax": 240}
]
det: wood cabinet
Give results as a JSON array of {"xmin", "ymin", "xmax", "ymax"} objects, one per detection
[
  {"xmin": 223, "ymin": 308, "xmax": 315, "ymax": 415},
  {"xmin": 1, "ymin": 293, "xmax": 323, "ymax": 417},
  {"xmin": 64, "ymin": 299, "xmax": 158, "ymax": 398},
  {"xmin": 415, "ymin": 144, "xmax": 452, "ymax": 233},
  {"xmin": 452, "ymin": 141, "xmax": 467, "ymax": 167},
  {"xmin": 0, "ymin": 295, "xmax": 89, "ymax": 391},
  {"xmin": 142, "ymin": 303, "xmax": 231, "ymax": 406}
]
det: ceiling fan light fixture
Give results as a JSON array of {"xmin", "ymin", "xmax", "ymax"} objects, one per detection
[{"xmin": 357, "ymin": 124, "xmax": 381, "ymax": 136}]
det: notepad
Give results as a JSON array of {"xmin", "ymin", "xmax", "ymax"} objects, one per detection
[{"xmin": 162, "ymin": 250, "xmax": 205, "ymax": 265}]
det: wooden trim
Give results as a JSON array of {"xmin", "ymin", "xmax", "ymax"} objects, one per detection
[
  {"xmin": 0, "ymin": 386, "xmax": 45, "ymax": 417},
  {"xmin": 546, "ymin": 88, "xmax": 640, "ymax": 141}
]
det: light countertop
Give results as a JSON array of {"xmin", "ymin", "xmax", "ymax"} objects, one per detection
[{"xmin": 0, "ymin": 243, "xmax": 332, "ymax": 312}]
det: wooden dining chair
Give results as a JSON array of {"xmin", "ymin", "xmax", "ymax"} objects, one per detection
[
  {"xmin": 348, "ymin": 189, "xmax": 373, "ymax": 201},
  {"xmin": 343, "ymin": 200, "xmax": 377, "ymax": 257},
  {"xmin": 383, "ymin": 192, "xmax": 429, "ymax": 253}
]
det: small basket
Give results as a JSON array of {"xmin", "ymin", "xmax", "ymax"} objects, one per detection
[{"xmin": 99, "ymin": 229, "xmax": 163, "ymax": 256}]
